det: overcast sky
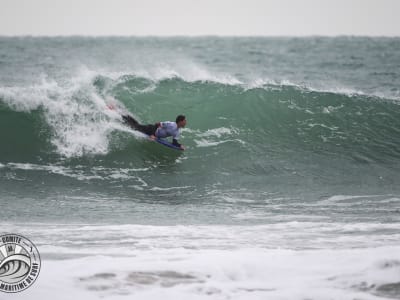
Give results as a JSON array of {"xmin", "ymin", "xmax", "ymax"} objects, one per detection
[{"xmin": 0, "ymin": 0, "xmax": 399, "ymax": 36}]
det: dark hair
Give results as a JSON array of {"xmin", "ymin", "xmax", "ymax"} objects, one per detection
[{"xmin": 176, "ymin": 115, "xmax": 186, "ymax": 123}]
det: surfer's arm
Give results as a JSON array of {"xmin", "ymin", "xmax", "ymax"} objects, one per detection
[
  {"xmin": 172, "ymin": 138, "xmax": 181, "ymax": 147},
  {"xmin": 172, "ymin": 138, "xmax": 185, "ymax": 150},
  {"xmin": 150, "ymin": 122, "xmax": 162, "ymax": 140}
]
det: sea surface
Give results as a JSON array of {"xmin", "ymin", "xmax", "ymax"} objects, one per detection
[{"xmin": 1, "ymin": 36, "xmax": 400, "ymax": 299}]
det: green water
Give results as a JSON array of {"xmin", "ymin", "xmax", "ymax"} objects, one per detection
[{"xmin": 0, "ymin": 36, "xmax": 399, "ymax": 224}]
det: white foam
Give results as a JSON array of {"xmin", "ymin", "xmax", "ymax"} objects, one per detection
[
  {"xmin": 7, "ymin": 222, "xmax": 400, "ymax": 255},
  {"xmin": 105, "ymin": 61, "xmax": 243, "ymax": 86},
  {"xmin": 4, "ymin": 162, "xmax": 150, "ymax": 182},
  {"xmin": 328, "ymin": 195, "xmax": 373, "ymax": 202},
  {"xmin": 193, "ymin": 127, "xmax": 245, "ymax": 147},
  {"xmin": 149, "ymin": 186, "xmax": 192, "ymax": 191},
  {"xmin": 6, "ymin": 222, "xmax": 400, "ymax": 300},
  {"xmin": 245, "ymin": 76, "xmax": 400, "ymax": 101},
  {"xmin": 0, "ymin": 69, "xmax": 132, "ymax": 157},
  {"xmin": 63, "ymin": 62, "xmax": 400, "ymax": 101},
  {"xmin": 318, "ymin": 194, "xmax": 388, "ymax": 206},
  {"xmin": 195, "ymin": 139, "xmax": 246, "ymax": 148},
  {"xmin": 196, "ymin": 127, "xmax": 239, "ymax": 138},
  {"xmin": 148, "ymin": 61, "xmax": 242, "ymax": 85}
]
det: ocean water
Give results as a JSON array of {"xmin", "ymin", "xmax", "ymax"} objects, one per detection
[{"xmin": 1, "ymin": 36, "xmax": 400, "ymax": 299}]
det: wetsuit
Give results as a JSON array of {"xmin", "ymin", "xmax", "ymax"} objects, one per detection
[
  {"xmin": 122, "ymin": 115, "xmax": 158, "ymax": 136},
  {"xmin": 122, "ymin": 115, "xmax": 182, "ymax": 147}
]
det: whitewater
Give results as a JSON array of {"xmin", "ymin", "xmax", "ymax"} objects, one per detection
[{"xmin": 1, "ymin": 36, "xmax": 400, "ymax": 299}]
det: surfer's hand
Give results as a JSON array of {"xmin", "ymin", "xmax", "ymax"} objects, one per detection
[
  {"xmin": 149, "ymin": 135, "xmax": 156, "ymax": 140},
  {"xmin": 180, "ymin": 145, "xmax": 185, "ymax": 150}
]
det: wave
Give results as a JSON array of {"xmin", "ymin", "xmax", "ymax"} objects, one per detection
[{"xmin": 1, "ymin": 71, "xmax": 400, "ymax": 167}]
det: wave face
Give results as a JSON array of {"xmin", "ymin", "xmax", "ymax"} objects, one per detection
[
  {"xmin": 1, "ymin": 74, "xmax": 400, "ymax": 164},
  {"xmin": 1, "ymin": 37, "xmax": 400, "ymax": 224}
]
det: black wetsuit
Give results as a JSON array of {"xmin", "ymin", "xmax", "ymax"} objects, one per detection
[
  {"xmin": 122, "ymin": 115, "xmax": 182, "ymax": 147},
  {"xmin": 122, "ymin": 115, "xmax": 158, "ymax": 136}
]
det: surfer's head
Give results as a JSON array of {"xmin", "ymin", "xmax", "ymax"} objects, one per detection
[{"xmin": 176, "ymin": 115, "xmax": 186, "ymax": 128}]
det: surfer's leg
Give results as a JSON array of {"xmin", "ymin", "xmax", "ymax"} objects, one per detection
[
  {"xmin": 137, "ymin": 124, "xmax": 158, "ymax": 136},
  {"xmin": 122, "ymin": 115, "xmax": 157, "ymax": 136},
  {"xmin": 122, "ymin": 115, "xmax": 139, "ymax": 130}
]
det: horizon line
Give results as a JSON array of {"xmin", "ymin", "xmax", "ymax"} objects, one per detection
[{"xmin": 1, "ymin": 34, "xmax": 400, "ymax": 38}]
